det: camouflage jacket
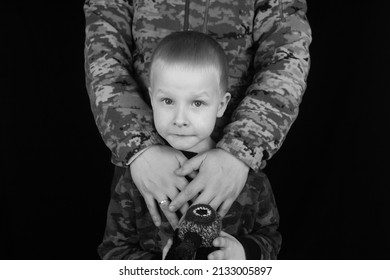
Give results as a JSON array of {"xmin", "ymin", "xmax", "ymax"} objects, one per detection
[
  {"xmin": 84, "ymin": 0, "xmax": 311, "ymax": 171},
  {"xmin": 98, "ymin": 167, "xmax": 281, "ymax": 259}
]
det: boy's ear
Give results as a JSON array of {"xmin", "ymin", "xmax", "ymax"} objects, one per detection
[{"xmin": 217, "ymin": 92, "xmax": 231, "ymax": 118}]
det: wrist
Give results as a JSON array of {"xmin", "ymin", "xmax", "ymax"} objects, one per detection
[
  {"xmin": 216, "ymin": 148, "xmax": 250, "ymax": 172},
  {"xmin": 128, "ymin": 145, "xmax": 155, "ymax": 166},
  {"xmin": 128, "ymin": 144, "xmax": 165, "ymax": 167}
]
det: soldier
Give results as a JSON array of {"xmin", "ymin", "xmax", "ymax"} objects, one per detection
[
  {"xmin": 98, "ymin": 31, "xmax": 281, "ymax": 259},
  {"xmin": 84, "ymin": 0, "xmax": 311, "ymax": 242}
]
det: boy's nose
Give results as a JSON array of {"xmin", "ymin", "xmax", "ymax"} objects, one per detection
[
  {"xmin": 173, "ymin": 107, "xmax": 189, "ymax": 127},
  {"xmin": 174, "ymin": 120, "xmax": 188, "ymax": 127}
]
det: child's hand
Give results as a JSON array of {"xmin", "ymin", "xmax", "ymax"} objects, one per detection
[
  {"xmin": 208, "ymin": 231, "xmax": 246, "ymax": 260},
  {"xmin": 130, "ymin": 145, "xmax": 189, "ymax": 229}
]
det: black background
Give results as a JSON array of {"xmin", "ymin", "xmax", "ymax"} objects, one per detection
[{"xmin": 2, "ymin": 1, "xmax": 388, "ymax": 259}]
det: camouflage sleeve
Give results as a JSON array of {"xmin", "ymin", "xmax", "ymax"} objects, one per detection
[
  {"xmin": 97, "ymin": 172, "xmax": 159, "ymax": 260},
  {"xmin": 217, "ymin": 0, "xmax": 312, "ymax": 171},
  {"xmin": 236, "ymin": 173, "xmax": 281, "ymax": 260},
  {"xmin": 84, "ymin": 0, "xmax": 165, "ymax": 167}
]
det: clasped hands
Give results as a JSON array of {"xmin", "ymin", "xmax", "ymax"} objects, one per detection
[
  {"xmin": 130, "ymin": 145, "xmax": 249, "ymax": 260},
  {"xmin": 129, "ymin": 145, "xmax": 250, "ymax": 229}
]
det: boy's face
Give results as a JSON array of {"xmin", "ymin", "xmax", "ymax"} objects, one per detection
[{"xmin": 150, "ymin": 64, "xmax": 230, "ymax": 153}]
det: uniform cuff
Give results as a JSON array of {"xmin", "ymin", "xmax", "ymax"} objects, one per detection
[
  {"xmin": 126, "ymin": 145, "xmax": 155, "ymax": 166},
  {"xmin": 111, "ymin": 133, "xmax": 166, "ymax": 167},
  {"xmin": 216, "ymin": 136, "xmax": 265, "ymax": 172}
]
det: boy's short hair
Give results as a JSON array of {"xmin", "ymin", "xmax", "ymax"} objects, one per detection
[{"xmin": 150, "ymin": 31, "xmax": 228, "ymax": 92}]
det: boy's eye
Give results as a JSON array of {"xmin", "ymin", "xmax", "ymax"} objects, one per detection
[
  {"xmin": 162, "ymin": 98, "xmax": 173, "ymax": 105},
  {"xmin": 193, "ymin": 101, "xmax": 204, "ymax": 107}
]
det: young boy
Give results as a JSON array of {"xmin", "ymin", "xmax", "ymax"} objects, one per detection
[{"xmin": 98, "ymin": 31, "xmax": 281, "ymax": 260}]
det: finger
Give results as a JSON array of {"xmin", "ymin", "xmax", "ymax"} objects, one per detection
[
  {"xmin": 162, "ymin": 238, "xmax": 173, "ymax": 260},
  {"xmin": 169, "ymin": 178, "xmax": 204, "ymax": 211},
  {"xmin": 209, "ymin": 196, "xmax": 226, "ymax": 212},
  {"xmin": 208, "ymin": 249, "xmax": 225, "ymax": 260},
  {"xmin": 158, "ymin": 190, "xmax": 182, "ymax": 229},
  {"xmin": 187, "ymin": 170, "xmax": 199, "ymax": 179},
  {"xmin": 191, "ymin": 189, "xmax": 214, "ymax": 206},
  {"xmin": 144, "ymin": 195, "xmax": 161, "ymax": 227},
  {"xmin": 178, "ymin": 211, "xmax": 186, "ymax": 225},
  {"xmin": 190, "ymin": 192, "xmax": 200, "ymax": 204},
  {"xmin": 179, "ymin": 202, "xmax": 189, "ymax": 216},
  {"xmin": 175, "ymin": 177, "xmax": 189, "ymax": 192},
  {"xmin": 213, "ymin": 231, "xmax": 229, "ymax": 245},
  {"xmin": 177, "ymin": 203, "xmax": 193, "ymax": 228},
  {"xmin": 159, "ymin": 201, "xmax": 179, "ymax": 229},
  {"xmin": 219, "ymin": 230, "xmax": 229, "ymax": 237},
  {"xmin": 190, "ymin": 175, "xmax": 221, "ymax": 206},
  {"xmin": 213, "ymin": 237, "xmax": 227, "ymax": 248},
  {"xmin": 175, "ymin": 151, "xmax": 189, "ymax": 166},
  {"xmin": 216, "ymin": 199, "xmax": 234, "ymax": 218},
  {"xmin": 175, "ymin": 154, "xmax": 205, "ymax": 176}
]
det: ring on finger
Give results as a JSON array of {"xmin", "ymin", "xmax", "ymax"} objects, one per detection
[{"xmin": 159, "ymin": 199, "xmax": 170, "ymax": 207}]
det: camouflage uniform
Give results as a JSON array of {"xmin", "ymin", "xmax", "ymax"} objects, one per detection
[
  {"xmin": 84, "ymin": 0, "xmax": 311, "ymax": 259},
  {"xmin": 84, "ymin": 0, "xmax": 311, "ymax": 171},
  {"xmin": 98, "ymin": 162, "xmax": 281, "ymax": 259}
]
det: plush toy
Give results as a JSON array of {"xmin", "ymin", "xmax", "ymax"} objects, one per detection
[{"xmin": 164, "ymin": 204, "xmax": 222, "ymax": 260}]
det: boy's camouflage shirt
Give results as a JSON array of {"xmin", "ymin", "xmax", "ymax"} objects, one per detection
[
  {"xmin": 98, "ymin": 167, "xmax": 281, "ymax": 259},
  {"xmin": 84, "ymin": 0, "xmax": 311, "ymax": 171}
]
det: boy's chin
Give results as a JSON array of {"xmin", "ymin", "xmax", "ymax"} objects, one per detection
[
  {"xmin": 166, "ymin": 137, "xmax": 213, "ymax": 154},
  {"xmin": 169, "ymin": 143, "xmax": 196, "ymax": 153},
  {"xmin": 167, "ymin": 140, "xmax": 199, "ymax": 153}
]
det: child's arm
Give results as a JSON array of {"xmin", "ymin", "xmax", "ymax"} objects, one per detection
[
  {"xmin": 234, "ymin": 215, "xmax": 281, "ymax": 260},
  {"xmin": 209, "ymin": 218, "xmax": 280, "ymax": 260},
  {"xmin": 98, "ymin": 174, "xmax": 161, "ymax": 260},
  {"xmin": 209, "ymin": 174, "xmax": 281, "ymax": 260}
]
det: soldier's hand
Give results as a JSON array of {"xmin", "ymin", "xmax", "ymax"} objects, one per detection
[
  {"xmin": 170, "ymin": 149, "xmax": 249, "ymax": 217},
  {"xmin": 130, "ymin": 145, "xmax": 189, "ymax": 229}
]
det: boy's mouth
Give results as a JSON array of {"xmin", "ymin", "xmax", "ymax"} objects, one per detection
[
  {"xmin": 171, "ymin": 134, "xmax": 192, "ymax": 137},
  {"xmin": 168, "ymin": 134, "xmax": 196, "ymax": 140}
]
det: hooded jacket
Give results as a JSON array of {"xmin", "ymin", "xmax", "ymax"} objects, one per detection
[{"xmin": 84, "ymin": 0, "xmax": 311, "ymax": 171}]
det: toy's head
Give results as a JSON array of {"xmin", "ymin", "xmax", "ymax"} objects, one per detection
[{"xmin": 165, "ymin": 204, "xmax": 222, "ymax": 259}]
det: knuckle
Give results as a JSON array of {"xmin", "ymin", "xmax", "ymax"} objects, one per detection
[
  {"xmin": 182, "ymin": 186, "xmax": 196, "ymax": 198},
  {"xmin": 218, "ymin": 208, "xmax": 228, "ymax": 218}
]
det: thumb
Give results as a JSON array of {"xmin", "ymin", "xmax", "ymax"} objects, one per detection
[
  {"xmin": 175, "ymin": 151, "xmax": 189, "ymax": 166},
  {"xmin": 219, "ymin": 230, "xmax": 228, "ymax": 237},
  {"xmin": 175, "ymin": 154, "xmax": 206, "ymax": 176}
]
